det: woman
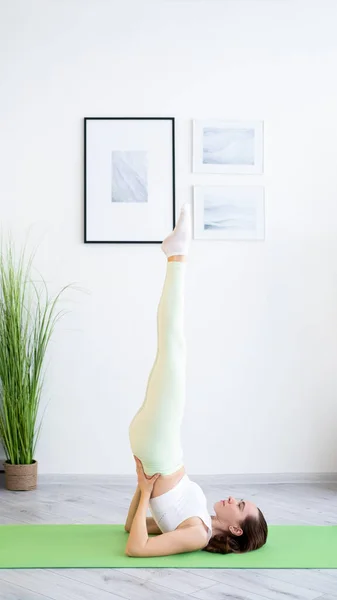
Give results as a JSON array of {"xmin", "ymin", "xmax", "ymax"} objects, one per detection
[{"xmin": 125, "ymin": 204, "xmax": 268, "ymax": 557}]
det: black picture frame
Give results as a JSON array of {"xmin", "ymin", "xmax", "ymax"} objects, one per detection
[{"xmin": 84, "ymin": 117, "xmax": 176, "ymax": 243}]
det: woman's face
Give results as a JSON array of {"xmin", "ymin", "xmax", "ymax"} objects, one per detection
[{"xmin": 214, "ymin": 496, "xmax": 259, "ymax": 532}]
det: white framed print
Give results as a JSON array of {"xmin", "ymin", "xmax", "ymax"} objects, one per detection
[
  {"xmin": 193, "ymin": 185, "xmax": 265, "ymax": 241},
  {"xmin": 84, "ymin": 117, "xmax": 175, "ymax": 243},
  {"xmin": 193, "ymin": 120, "xmax": 264, "ymax": 174}
]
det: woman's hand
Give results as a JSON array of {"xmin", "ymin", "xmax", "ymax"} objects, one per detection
[{"xmin": 134, "ymin": 456, "xmax": 160, "ymax": 495}]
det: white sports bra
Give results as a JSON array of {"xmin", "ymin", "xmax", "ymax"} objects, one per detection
[{"xmin": 149, "ymin": 474, "xmax": 212, "ymax": 542}]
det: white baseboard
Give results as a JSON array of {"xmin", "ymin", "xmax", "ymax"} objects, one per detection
[{"xmin": 34, "ymin": 472, "xmax": 337, "ymax": 485}]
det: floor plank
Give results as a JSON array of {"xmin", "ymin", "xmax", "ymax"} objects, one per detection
[
  {"xmin": 185, "ymin": 569, "xmax": 323, "ymax": 600},
  {"xmin": 262, "ymin": 569, "xmax": 337, "ymax": 595},
  {"xmin": 113, "ymin": 567, "xmax": 215, "ymax": 594},
  {"xmin": 0, "ymin": 570, "xmax": 131, "ymax": 600},
  {"xmin": 0, "ymin": 579, "xmax": 53, "ymax": 600},
  {"xmin": 191, "ymin": 581, "xmax": 277, "ymax": 600},
  {"xmin": 48, "ymin": 568, "xmax": 193, "ymax": 599}
]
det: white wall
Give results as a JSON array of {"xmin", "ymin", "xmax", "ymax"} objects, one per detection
[{"xmin": 1, "ymin": 0, "xmax": 337, "ymax": 475}]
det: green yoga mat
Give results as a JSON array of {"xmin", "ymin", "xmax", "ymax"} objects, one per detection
[{"xmin": 1, "ymin": 524, "xmax": 336, "ymax": 569}]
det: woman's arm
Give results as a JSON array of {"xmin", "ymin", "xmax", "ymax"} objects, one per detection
[
  {"xmin": 126, "ymin": 456, "xmax": 207, "ymax": 556},
  {"xmin": 125, "ymin": 489, "xmax": 208, "ymax": 557},
  {"xmin": 126, "ymin": 489, "xmax": 151, "ymax": 553},
  {"xmin": 125, "ymin": 485, "xmax": 161, "ymax": 534},
  {"xmin": 125, "ymin": 486, "xmax": 141, "ymax": 532}
]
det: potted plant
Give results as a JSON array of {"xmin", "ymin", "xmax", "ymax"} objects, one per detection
[{"xmin": 0, "ymin": 240, "xmax": 67, "ymax": 491}]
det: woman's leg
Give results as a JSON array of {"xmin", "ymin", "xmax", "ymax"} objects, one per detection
[{"xmin": 129, "ymin": 206, "xmax": 191, "ymax": 476}]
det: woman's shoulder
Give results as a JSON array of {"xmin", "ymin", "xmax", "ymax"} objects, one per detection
[{"xmin": 176, "ymin": 517, "xmax": 210, "ymax": 542}]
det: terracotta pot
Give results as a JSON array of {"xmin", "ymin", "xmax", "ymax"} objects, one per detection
[{"xmin": 4, "ymin": 460, "xmax": 38, "ymax": 491}]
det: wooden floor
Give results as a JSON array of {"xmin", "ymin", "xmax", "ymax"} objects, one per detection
[{"xmin": 0, "ymin": 474, "xmax": 336, "ymax": 600}]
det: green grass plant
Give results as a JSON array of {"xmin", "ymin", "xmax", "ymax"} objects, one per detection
[{"xmin": 0, "ymin": 240, "xmax": 67, "ymax": 465}]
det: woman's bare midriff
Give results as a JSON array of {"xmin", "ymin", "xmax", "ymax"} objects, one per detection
[{"xmin": 151, "ymin": 466, "xmax": 186, "ymax": 498}]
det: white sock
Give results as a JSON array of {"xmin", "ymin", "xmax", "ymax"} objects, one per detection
[{"xmin": 161, "ymin": 203, "xmax": 192, "ymax": 257}]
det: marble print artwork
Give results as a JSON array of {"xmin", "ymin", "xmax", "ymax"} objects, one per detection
[
  {"xmin": 203, "ymin": 127, "xmax": 255, "ymax": 166},
  {"xmin": 111, "ymin": 150, "xmax": 148, "ymax": 203},
  {"xmin": 204, "ymin": 193, "xmax": 257, "ymax": 232}
]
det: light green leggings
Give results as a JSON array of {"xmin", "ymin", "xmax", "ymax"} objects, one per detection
[{"xmin": 129, "ymin": 262, "xmax": 186, "ymax": 476}]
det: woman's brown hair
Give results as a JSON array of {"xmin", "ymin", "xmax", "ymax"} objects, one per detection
[{"xmin": 203, "ymin": 508, "xmax": 268, "ymax": 554}]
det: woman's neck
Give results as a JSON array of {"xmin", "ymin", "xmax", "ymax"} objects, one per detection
[{"xmin": 211, "ymin": 515, "xmax": 226, "ymax": 537}]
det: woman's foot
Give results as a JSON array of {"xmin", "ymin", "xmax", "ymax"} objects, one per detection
[{"xmin": 161, "ymin": 204, "xmax": 192, "ymax": 258}]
